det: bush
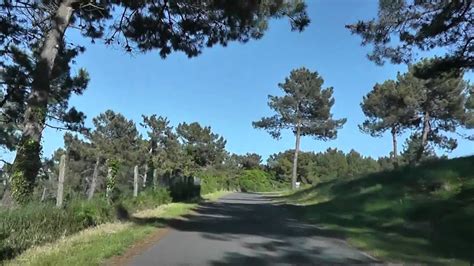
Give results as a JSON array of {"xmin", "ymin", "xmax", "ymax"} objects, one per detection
[
  {"xmin": 237, "ymin": 169, "xmax": 273, "ymax": 192},
  {"xmin": 169, "ymin": 176, "xmax": 200, "ymax": 201},
  {"xmin": 0, "ymin": 188, "xmax": 171, "ymax": 261},
  {"xmin": 199, "ymin": 172, "xmax": 236, "ymax": 194},
  {"xmin": 121, "ymin": 188, "xmax": 171, "ymax": 212}
]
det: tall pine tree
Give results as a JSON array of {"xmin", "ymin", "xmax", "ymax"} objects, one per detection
[{"xmin": 253, "ymin": 68, "xmax": 346, "ymax": 189}]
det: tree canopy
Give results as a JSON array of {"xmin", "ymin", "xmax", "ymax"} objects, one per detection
[
  {"xmin": 253, "ymin": 67, "xmax": 346, "ymax": 189},
  {"xmin": 347, "ymin": 0, "xmax": 473, "ymax": 73}
]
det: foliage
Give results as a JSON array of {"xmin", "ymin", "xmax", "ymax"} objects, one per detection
[
  {"xmin": 1, "ymin": 1, "xmax": 309, "ymax": 58},
  {"xmin": 168, "ymin": 176, "xmax": 201, "ymax": 202},
  {"xmin": 399, "ymin": 60, "xmax": 469, "ymax": 158},
  {"xmin": 253, "ymin": 67, "xmax": 346, "ymax": 188},
  {"xmin": 0, "ymin": 45, "xmax": 89, "ymax": 154},
  {"xmin": 7, "ymin": 203, "xmax": 195, "ymax": 266},
  {"xmin": 360, "ymin": 77, "xmax": 417, "ymax": 157},
  {"xmin": 360, "ymin": 58, "xmax": 470, "ymax": 162},
  {"xmin": 120, "ymin": 188, "xmax": 171, "ymax": 213},
  {"xmin": 283, "ymin": 155, "xmax": 474, "ymax": 264},
  {"xmin": 0, "ymin": 188, "xmax": 171, "ymax": 261},
  {"xmin": 400, "ymin": 134, "xmax": 438, "ymax": 165},
  {"xmin": 253, "ymin": 67, "xmax": 346, "ymax": 140},
  {"xmin": 177, "ymin": 122, "xmax": 227, "ymax": 170},
  {"xmin": 237, "ymin": 169, "xmax": 273, "ymax": 192},
  {"xmin": 347, "ymin": 0, "xmax": 473, "ymax": 73},
  {"xmin": 268, "ymin": 148, "xmax": 382, "ymax": 185},
  {"xmin": 198, "ymin": 170, "xmax": 237, "ymax": 195},
  {"xmin": 230, "ymin": 153, "xmax": 263, "ymax": 170}
]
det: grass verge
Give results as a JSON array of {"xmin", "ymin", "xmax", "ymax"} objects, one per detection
[
  {"xmin": 281, "ymin": 156, "xmax": 474, "ymax": 265},
  {"xmin": 6, "ymin": 190, "xmax": 229, "ymax": 266},
  {"xmin": 6, "ymin": 203, "xmax": 195, "ymax": 266}
]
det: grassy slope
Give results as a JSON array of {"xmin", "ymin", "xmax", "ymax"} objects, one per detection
[
  {"xmin": 283, "ymin": 156, "xmax": 474, "ymax": 265},
  {"xmin": 7, "ymin": 192, "xmax": 230, "ymax": 266}
]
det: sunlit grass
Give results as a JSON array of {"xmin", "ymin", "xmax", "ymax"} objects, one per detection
[
  {"xmin": 6, "ymin": 203, "xmax": 196, "ymax": 266},
  {"xmin": 282, "ymin": 156, "xmax": 474, "ymax": 265},
  {"xmin": 201, "ymin": 190, "xmax": 232, "ymax": 201}
]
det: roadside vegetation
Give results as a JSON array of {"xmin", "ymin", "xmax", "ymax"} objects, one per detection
[
  {"xmin": 282, "ymin": 156, "xmax": 474, "ymax": 264},
  {"xmin": 6, "ymin": 202, "xmax": 195, "ymax": 266}
]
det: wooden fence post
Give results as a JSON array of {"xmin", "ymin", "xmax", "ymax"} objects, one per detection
[
  {"xmin": 153, "ymin": 169, "xmax": 158, "ymax": 190},
  {"xmin": 143, "ymin": 164, "xmax": 148, "ymax": 188},
  {"xmin": 106, "ymin": 167, "xmax": 112, "ymax": 199},
  {"xmin": 56, "ymin": 154, "xmax": 66, "ymax": 207},
  {"xmin": 88, "ymin": 157, "xmax": 100, "ymax": 200},
  {"xmin": 134, "ymin": 165, "xmax": 139, "ymax": 197}
]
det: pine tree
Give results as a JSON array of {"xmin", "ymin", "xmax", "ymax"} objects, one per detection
[
  {"xmin": 360, "ymin": 78, "xmax": 417, "ymax": 159},
  {"xmin": 253, "ymin": 68, "xmax": 346, "ymax": 189},
  {"xmin": 176, "ymin": 122, "xmax": 227, "ymax": 171},
  {"xmin": 399, "ymin": 59, "xmax": 469, "ymax": 161}
]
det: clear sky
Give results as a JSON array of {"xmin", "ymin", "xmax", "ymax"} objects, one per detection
[{"xmin": 35, "ymin": 0, "xmax": 473, "ymax": 162}]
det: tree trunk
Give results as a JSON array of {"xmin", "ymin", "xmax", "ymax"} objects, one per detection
[
  {"xmin": 56, "ymin": 154, "xmax": 66, "ymax": 207},
  {"xmin": 133, "ymin": 165, "xmax": 139, "ymax": 197},
  {"xmin": 391, "ymin": 127, "xmax": 398, "ymax": 159},
  {"xmin": 291, "ymin": 124, "xmax": 301, "ymax": 190},
  {"xmin": 417, "ymin": 111, "xmax": 431, "ymax": 162},
  {"xmin": 390, "ymin": 127, "xmax": 400, "ymax": 168},
  {"xmin": 10, "ymin": 0, "xmax": 75, "ymax": 205},
  {"xmin": 88, "ymin": 157, "xmax": 100, "ymax": 200}
]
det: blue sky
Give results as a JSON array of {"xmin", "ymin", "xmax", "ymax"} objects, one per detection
[{"xmin": 33, "ymin": 0, "xmax": 473, "ymax": 161}]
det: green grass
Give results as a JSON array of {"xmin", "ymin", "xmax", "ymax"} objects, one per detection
[
  {"xmin": 201, "ymin": 190, "xmax": 232, "ymax": 201},
  {"xmin": 6, "ymin": 203, "xmax": 196, "ymax": 266},
  {"xmin": 281, "ymin": 156, "xmax": 474, "ymax": 265},
  {"xmin": 5, "ymin": 190, "xmax": 227, "ymax": 266}
]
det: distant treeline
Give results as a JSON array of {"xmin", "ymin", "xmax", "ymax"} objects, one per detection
[{"xmin": 0, "ymin": 108, "xmax": 449, "ymax": 205}]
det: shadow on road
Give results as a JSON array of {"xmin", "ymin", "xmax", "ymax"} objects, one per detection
[{"xmin": 131, "ymin": 193, "xmax": 379, "ymax": 265}]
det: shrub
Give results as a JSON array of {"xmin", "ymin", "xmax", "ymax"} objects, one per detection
[
  {"xmin": 0, "ymin": 188, "xmax": 171, "ymax": 261},
  {"xmin": 199, "ymin": 172, "xmax": 236, "ymax": 194},
  {"xmin": 122, "ymin": 188, "xmax": 171, "ymax": 211},
  {"xmin": 237, "ymin": 169, "xmax": 273, "ymax": 192},
  {"xmin": 169, "ymin": 177, "xmax": 200, "ymax": 201}
]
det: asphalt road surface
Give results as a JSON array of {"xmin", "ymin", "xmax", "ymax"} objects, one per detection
[{"xmin": 129, "ymin": 192, "xmax": 378, "ymax": 265}]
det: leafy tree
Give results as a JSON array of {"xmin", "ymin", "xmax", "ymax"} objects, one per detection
[
  {"xmin": 346, "ymin": 149, "xmax": 380, "ymax": 178},
  {"xmin": 267, "ymin": 148, "xmax": 380, "ymax": 185},
  {"xmin": 232, "ymin": 153, "xmax": 263, "ymax": 170},
  {"xmin": 176, "ymin": 122, "xmax": 227, "ymax": 171},
  {"xmin": 313, "ymin": 148, "xmax": 349, "ymax": 182},
  {"xmin": 89, "ymin": 110, "xmax": 141, "ymax": 192},
  {"xmin": 360, "ymin": 78, "xmax": 417, "ymax": 159},
  {"xmin": 141, "ymin": 114, "xmax": 187, "ymax": 178},
  {"xmin": 267, "ymin": 150, "xmax": 293, "ymax": 183},
  {"xmin": 62, "ymin": 133, "xmax": 98, "ymax": 196},
  {"xmin": 399, "ymin": 60, "xmax": 469, "ymax": 162},
  {"xmin": 2, "ymin": 0, "xmax": 309, "ymax": 204},
  {"xmin": 347, "ymin": 0, "xmax": 473, "ymax": 73},
  {"xmin": 253, "ymin": 67, "xmax": 346, "ymax": 189}
]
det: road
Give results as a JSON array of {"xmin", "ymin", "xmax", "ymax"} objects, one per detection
[{"xmin": 128, "ymin": 192, "xmax": 378, "ymax": 265}]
